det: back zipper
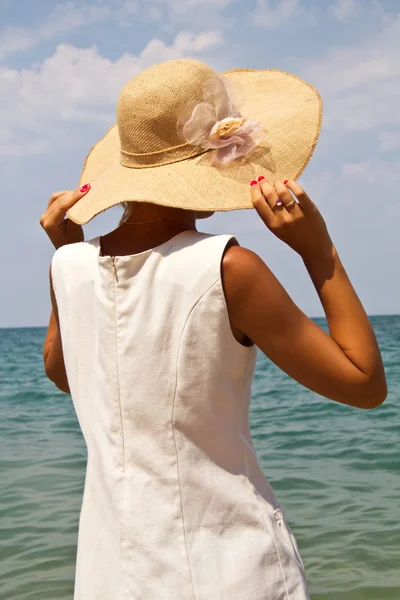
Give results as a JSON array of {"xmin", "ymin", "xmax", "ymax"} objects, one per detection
[{"xmin": 111, "ymin": 256, "xmax": 118, "ymax": 280}]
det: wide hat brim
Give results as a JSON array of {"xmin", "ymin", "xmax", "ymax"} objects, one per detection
[{"xmin": 67, "ymin": 68, "xmax": 322, "ymax": 225}]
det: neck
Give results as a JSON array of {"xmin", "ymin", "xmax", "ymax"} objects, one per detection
[
  {"xmin": 100, "ymin": 205, "xmax": 197, "ymax": 256},
  {"xmin": 122, "ymin": 202, "xmax": 196, "ymax": 228}
]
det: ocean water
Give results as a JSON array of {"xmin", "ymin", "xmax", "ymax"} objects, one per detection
[{"xmin": 0, "ymin": 315, "xmax": 399, "ymax": 600}]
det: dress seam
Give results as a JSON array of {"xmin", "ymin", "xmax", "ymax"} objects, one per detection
[
  {"xmin": 171, "ymin": 274, "xmax": 221, "ymax": 600},
  {"xmin": 113, "ymin": 265, "xmax": 126, "ymax": 470},
  {"xmin": 112, "ymin": 264, "xmax": 126, "ymax": 599}
]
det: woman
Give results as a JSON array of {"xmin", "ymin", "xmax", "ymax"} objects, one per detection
[{"xmin": 40, "ymin": 59, "xmax": 387, "ymax": 599}]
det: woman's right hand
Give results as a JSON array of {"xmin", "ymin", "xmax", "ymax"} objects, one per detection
[{"xmin": 250, "ymin": 176, "xmax": 334, "ymax": 261}]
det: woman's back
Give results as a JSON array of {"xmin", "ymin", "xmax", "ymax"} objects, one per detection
[{"xmin": 51, "ymin": 230, "xmax": 309, "ymax": 599}]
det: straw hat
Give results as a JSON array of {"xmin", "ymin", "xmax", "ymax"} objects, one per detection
[{"xmin": 67, "ymin": 58, "xmax": 322, "ymax": 225}]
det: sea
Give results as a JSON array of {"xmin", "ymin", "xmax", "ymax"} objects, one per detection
[{"xmin": 0, "ymin": 315, "xmax": 399, "ymax": 600}]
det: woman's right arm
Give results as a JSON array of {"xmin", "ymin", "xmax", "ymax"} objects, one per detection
[{"xmin": 224, "ymin": 178, "xmax": 387, "ymax": 409}]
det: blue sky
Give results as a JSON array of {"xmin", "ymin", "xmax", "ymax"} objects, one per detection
[{"xmin": 1, "ymin": 0, "xmax": 399, "ymax": 327}]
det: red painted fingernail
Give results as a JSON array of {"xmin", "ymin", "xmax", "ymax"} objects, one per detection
[
  {"xmin": 80, "ymin": 183, "xmax": 90, "ymax": 193},
  {"xmin": 257, "ymin": 176, "xmax": 265, "ymax": 182},
  {"xmin": 283, "ymin": 180, "xmax": 289, "ymax": 185},
  {"xmin": 250, "ymin": 180, "xmax": 258, "ymax": 186}
]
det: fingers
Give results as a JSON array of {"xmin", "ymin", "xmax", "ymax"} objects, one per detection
[
  {"xmin": 273, "ymin": 180, "xmax": 301, "ymax": 214},
  {"xmin": 259, "ymin": 177, "xmax": 283, "ymax": 212},
  {"xmin": 41, "ymin": 185, "xmax": 90, "ymax": 230},
  {"xmin": 46, "ymin": 190, "xmax": 69, "ymax": 209},
  {"xmin": 250, "ymin": 176, "xmax": 315, "ymax": 230},
  {"xmin": 250, "ymin": 179, "xmax": 276, "ymax": 228},
  {"xmin": 284, "ymin": 180, "xmax": 314, "ymax": 211}
]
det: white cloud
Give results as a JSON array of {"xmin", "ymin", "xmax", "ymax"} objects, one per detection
[
  {"xmin": 340, "ymin": 160, "xmax": 400, "ymax": 187},
  {"xmin": 0, "ymin": 2, "xmax": 115, "ymax": 61},
  {"xmin": 301, "ymin": 13, "xmax": 400, "ymax": 132},
  {"xmin": 300, "ymin": 160, "xmax": 400, "ymax": 234},
  {"xmin": 142, "ymin": 0, "xmax": 237, "ymax": 32},
  {"xmin": 379, "ymin": 130, "xmax": 400, "ymax": 152},
  {"xmin": 250, "ymin": 0, "xmax": 300, "ymax": 29},
  {"xmin": 0, "ymin": 27, "xmax": 35, "ymax": 60},
  {"xmin": 329, "ymin": 0, "xmax": 358, "ymax": 21},
  {"xmin": 140, "ymin": 30, "xmax": 222, "ymax": 60},
  {"xmin": 0, "ymin": 0, "xmax": 231, "ymax": 61},
  {"xmin": 341, "ymin": 161, "xmax": 370, "ymax": 178},
  {"xmin": 0, "ymin": 30, "xmax": 223, "ymax": 157}
]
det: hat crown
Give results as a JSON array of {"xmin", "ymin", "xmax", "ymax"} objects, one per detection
[{"xmin": 117, "ymin": 59, "xmax": 216, "ymax": 163}]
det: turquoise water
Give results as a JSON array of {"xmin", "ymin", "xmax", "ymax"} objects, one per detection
[{"xmin": 0, "ymin": 315, "xmax": 399, "ymax": 599}]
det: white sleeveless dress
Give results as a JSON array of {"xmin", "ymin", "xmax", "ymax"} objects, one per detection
[{"xmin": 51, "ymin": 229, "xmax": 310, "ymax": 600}]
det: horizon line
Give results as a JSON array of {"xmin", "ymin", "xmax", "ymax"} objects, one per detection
[{"xmin": 1, "ymin": 313, "xmax": 399, "ymax": 329}]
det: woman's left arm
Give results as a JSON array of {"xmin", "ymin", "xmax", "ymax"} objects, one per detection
[{"xmin": 43, "ymin": 263, "xmax": 70, "ymax": 394}]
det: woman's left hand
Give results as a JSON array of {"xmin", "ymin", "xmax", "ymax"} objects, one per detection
[{"xmin": 40, "ymin": 184, "xmax": 90, "ymax": 250}]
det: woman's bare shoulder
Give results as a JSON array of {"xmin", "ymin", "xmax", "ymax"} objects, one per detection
[
  {"xmin": 221, "ymin": 238, "xmax": 270, "ymax": 337},
  {"xmin": 221, "ymin": 238, "xmax": 266, "ymax": 296}
]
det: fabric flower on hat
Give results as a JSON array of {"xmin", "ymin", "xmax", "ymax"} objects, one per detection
[{"xmin": 178, "ymin": 74, "xmax": 267, "ymax": 165}]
